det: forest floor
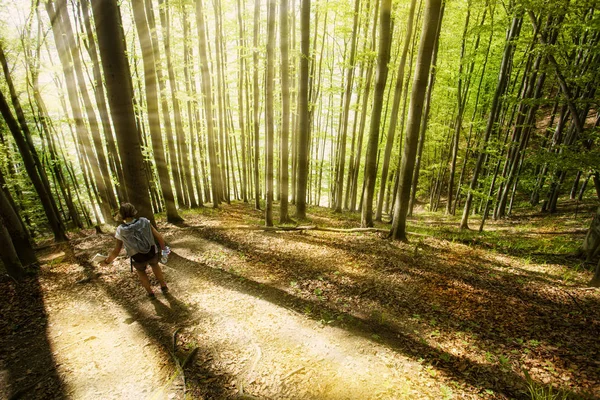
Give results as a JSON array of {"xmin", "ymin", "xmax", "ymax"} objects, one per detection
[{"xmin": 1, "ymin": 199, "xmax": 599, "ymax": 399}]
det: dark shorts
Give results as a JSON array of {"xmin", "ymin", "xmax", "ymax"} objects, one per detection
[{"xmin": 131, "ymin": 246, "xmax": 159, "ymax": 271}]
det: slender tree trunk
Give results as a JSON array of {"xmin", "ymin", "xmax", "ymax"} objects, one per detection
[
  {"xmin": 264, "ymin": 0, "xmax": 276, "ymax": 226},
  {"xmin": 253, "ymin": 0, "xmax": 261, "ymax": 210},
  {"xmin": 333, "ymin": 0, "xmax": 361, "ymax": 212},
  {"xmin": 236, "ymin": 0, "xmax": 249, "ymax": 203},
  {"xmin": 131, "ymin": 0, "xmax": 182, "ymax": 222},
  {"xmin": 279, "ymin": 0, "xmax": 291, "ymax": 222},
  {"xmin": 295, "ymin": 0, "xmax": 310, "ymax": 219},
  {"xmin": 361, "ymin": 0, "xmax": 393, "ymax": 228},
  {"xmin": 182, "ymin": 8, "xmax": 204, "ymax": 207},
  {"xmin": 52, "ymin": 0, "xmax": 118, "ymax": 216},
  {"xmin": 375, "ymin": 0, "xmax": 418, "ymax": 221},
  {"xmin": 390, "ymin": 0, "xmax": 443, "ymax": 241},
  {"xmin": 0, "ymin": 88, "xmax": 68, "ymax": 241},
  {"xmin": 196, "ymin": 0, "xmax": 222, "ymax": 207},
  {"xmin": 446, "ymin": 4, "xmax": 474, "ymax": 215},
  {"xmin": 460, "ymin": 15, "xmax": 522, "ymax": 230},
  {"xmin": 158, "ymin": 0, "xmax": 195, "ymax": 207},
  {"xmin": 144, "ymin": 0, "xmax": 186, "ymax": 209}
]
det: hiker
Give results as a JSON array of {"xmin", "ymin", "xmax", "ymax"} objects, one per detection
[{"xmin": 102, "ymin": 203, "xmax": 169, "ymax": 299}]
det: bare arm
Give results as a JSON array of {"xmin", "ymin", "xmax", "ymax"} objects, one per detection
[
  {"xmin": 151, "ymin": 225, "xmax": 166, "ymax": 250},
  {"xmin": 103, "ymin": 240, "xmax": 123, "ymax": 264}
]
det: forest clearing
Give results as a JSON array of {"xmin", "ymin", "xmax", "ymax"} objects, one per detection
[{"xmin": 1, "ymin": 201, "xmax": 599, "ymax": 399}]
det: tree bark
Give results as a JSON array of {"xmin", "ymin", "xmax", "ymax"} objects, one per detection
[
  {"xmin": 252, "ymin": 0, "xmax": 261, "ymax": 210},
  {"xmin": 279, "ymin": 0, "xmax": 291, "ymax": 222},
  {"xmin": 390, "ymin": 0, "xmax": 443, "ymax": 241},
  {"xmin": 375, "ymin": 0, "xmax": 417, "ymax": 221},
  {"xmin": 361, "ymin": 0, "xmax": 393, "ymax": 228},
  {"xmin": 196, "ymin": 0, "xmax": 222, "ymax": 208},
  {"xmin": 265, "ymin": 0, "xmax": 276, "ymax": 226},
  {"xmin": 91, "ymin": 0, "xmax": 154, "ymax": 225},
  {"xmin": 295, "ymin": 0, "xmax": 311, "ymax": 219},
  {"xmin": 460, "ymin": 15, "xmax": 522, "ymax": 230}
]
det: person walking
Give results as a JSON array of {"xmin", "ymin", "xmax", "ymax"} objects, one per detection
[{"xmin": 102, "ymin": 203, "xmax": 169, "ymax": 298}]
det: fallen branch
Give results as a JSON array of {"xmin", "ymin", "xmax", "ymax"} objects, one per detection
[{"xmin": 183, "ymin": 224, "xmax": 396, "ymax": 234}]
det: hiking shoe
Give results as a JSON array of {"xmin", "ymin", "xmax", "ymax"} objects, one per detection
[{"xmin": 160, "ymin": 286, "xmax": 169, "ymax": 294}]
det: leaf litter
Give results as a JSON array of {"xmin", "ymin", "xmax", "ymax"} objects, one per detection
[{"xmin": 0, "ymin": 202, "xmax": 599, "ymax": 399}]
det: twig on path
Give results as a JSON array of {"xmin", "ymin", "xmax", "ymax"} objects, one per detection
[{"xmin": 282, "ymin": 366, "xmax": 306, "ymax": 381}]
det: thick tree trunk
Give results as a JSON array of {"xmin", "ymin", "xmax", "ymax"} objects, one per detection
[
  {"xmin": 0, "ymin": 168, "xmax": 38, "ymax": 269},
  {"xmin": 390, "ymin": 0, "xmax": 443, "ymax": 241},
  {"xmin": 91, "ymin": 0, "xmax": 154, "ymax": 225},
  {"xmin": 80, "ymin": 0, "xmax": 127, "ymax": 203},
  {"xmin": 0, "ymin": 220, "xmax": 23, "ymax": 280}
]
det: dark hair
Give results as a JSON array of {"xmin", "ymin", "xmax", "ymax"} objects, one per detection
[{"xmin": 118, "ymin": 203, "xmax": 138, "ymax": 220}]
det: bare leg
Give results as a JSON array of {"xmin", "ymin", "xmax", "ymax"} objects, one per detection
[
  {"xmin": 135, "ymin": 268, "xmax": 154, "ymax": 294},
  {"xmin": 150, "ymin": 263, "xmax": 168, "ymax": 289}
]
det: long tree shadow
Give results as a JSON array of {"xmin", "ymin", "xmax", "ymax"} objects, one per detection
[
  {"xmin": 68, "ymin": 250, "xmax": 236, "ymax": 399},
  {"xmin": 169, "ymin": 249, "xmax": 592, "ymax": 399},
  {"xmin": 0, "ymin": 264, "xmax": 66, "ymax": 399},
  {"xmin": 175, "ymin": 227, "xmax": 599, "ymax": 398}
]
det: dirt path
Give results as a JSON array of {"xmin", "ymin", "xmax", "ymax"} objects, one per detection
[
  {"xmin": 36, "ymin": 231, "xmax": 442, "ymax": 399},
  {"xmin": 2, "ymin": 203, "xmax": 599, "ymax": 399}
]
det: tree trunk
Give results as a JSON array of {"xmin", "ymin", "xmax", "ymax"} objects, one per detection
[
  {"xmin": 80, "ymin": 0, "xmax": 127, "ymax": 204},
  {"xmin": 279, "ymin": 0, "xmax": 291, "ymax": 222},
  {"xmin": 0, "ymin": 167, "xmax": 38, "ymax": 270},
  {"xmin": 182, "ymin": 7, "xmax": 204, "ymax": 207},
  {"xmin": 157, "ymin": 0, "xmax": 194, "ymax": 207},
  {"xmin": 390, "ymin": 0, "xmax": 443, "ymax": 241},
  {"xmin": 460, "ymin": 15, "xmax": 522, "ymax": 230},
  {"xmin": 253, "ymin": 0, "xmax": 261, "ymax": 210},
  {"xmin": 131, "ymin": 0, "xmax": 182, "ymax": 223},
  {"xmin": 52, "ymin": 0, "xmax": 118, "ymax": 217},
  {"xmin": 375, "ymin": 0, "xmax": 417, "ymax": 221},
  {"xmin": 264, "ymin": 0, "xmax": 276, "ymax": 226},
  {"xmin": 195, "ymin": 0, "xmax": 222, "ymax": 208},
  {"xmin": 91, "ymin": 0, "xmax": 154, "ymax": 225},
  {"xmin": 332, "ymin": 0, "xmax": 361, "ymax": 213},
  {"xmin": 295, "ymin": 0, "xmax": 310, "ymax": 219},
  {"xmin": 361, "ymin": 0, "xmax": 393, "ymax": 228},
  {"xmin": 0, "ymin": 88, "xmax": 69, "ymax": 242},
  {"xmin": 236, "ymin": 0, "xmax": 249, "ymax": 203}
]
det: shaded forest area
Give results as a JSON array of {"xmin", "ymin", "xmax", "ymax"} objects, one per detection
[{"xmin": 0, "ymin": 0, "xmax": 599, "ymax": 398}]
